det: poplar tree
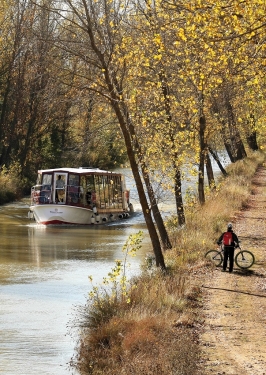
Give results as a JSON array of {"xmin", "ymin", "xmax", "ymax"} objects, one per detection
[{"xmin": 49, "ymin": 0, "xmax": 167, "ymax": 267}]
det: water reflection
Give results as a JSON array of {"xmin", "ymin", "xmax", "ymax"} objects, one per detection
[{"xmin": 0, "ymin": 201, "xmax": 150, "ymax": 375}]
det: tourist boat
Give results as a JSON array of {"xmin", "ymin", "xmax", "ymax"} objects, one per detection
[{"xmin": 28, "ymin": 167, "xmax": 133, "ymax": 225}]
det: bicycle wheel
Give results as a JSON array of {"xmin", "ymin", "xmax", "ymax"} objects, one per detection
[
  {"xmin": 205, "ymin": 250, "xmax": 223, "ymax": 267},
  {"xmin": 235, "ymin": 250, "xmax": 255, "ymax": 269}
]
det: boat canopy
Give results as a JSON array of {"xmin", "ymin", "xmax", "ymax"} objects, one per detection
[{"xmin": 36, "ymin": 167, "xmax": 121, "ymax": 175}]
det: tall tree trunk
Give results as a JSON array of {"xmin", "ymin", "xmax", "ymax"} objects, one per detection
[
  {"xmin": 120, "ymin": 101, "xmax": 171, "ymax": 249},
  {"xmin": 141, "ymin": 165, "xmax": 172, "ymax": 249},
  {"xmin": 159, "ymin": 70, "xmax": 186, "ymax": 224},
  {"xmin": 246, "ymin": 114, "xmax": 258, "ymax": 151},
  {"xmin": 208, "ymin": 146, "xmax": 228, "ymax": 176},
  {"xmin": 226, "ymin": 100, "xmax": 247, "ymax": 161},
  {"xmin": 246, "ymin": 131, "xmax": 259, "ymax": 151},
  {"xmin": 224, "ymin": 139, "xmax": 236, "ymax": 162},
  {"xmin": 198, "ymin": 115, "xmax": 206, "ymax": 204},
  {"xmin": 173, "ymin": 163, "xmax": 185, "ymax": 226},
  {"xmin": 112, "ymin": 103, "xmax": 165, "ymax": 268},
  {"xmin": 108, "ymin": 86, "xmax": 166, "ymax": 267},
  {"xmin": 235, "ymin": 135, "xmax": 247, "ymax": 160},
  {"xmin": 205, "ymin": 152, "xmax": 216, "ymax": 189}
]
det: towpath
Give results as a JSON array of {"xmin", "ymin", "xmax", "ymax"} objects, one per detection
[{"xmin": 199, "ymin": 164, "xmax": 266, "ymax": 375}]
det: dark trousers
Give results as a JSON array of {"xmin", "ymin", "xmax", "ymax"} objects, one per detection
[{"xmin": 223, "ymin": 246, "xmax": 235, "ymax": 272}]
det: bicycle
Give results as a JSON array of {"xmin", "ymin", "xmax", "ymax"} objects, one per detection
[{"xmin": 205, "ymin": 243, "xmax": 255, "ymax": 269}]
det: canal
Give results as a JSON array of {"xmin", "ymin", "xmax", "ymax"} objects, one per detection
[{"xmin": 0, "ymin": 196, "xmax": 150, "ymax": 375}]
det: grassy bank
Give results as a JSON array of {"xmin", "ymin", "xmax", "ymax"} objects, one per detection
[{"xmin": 71, "ymin": 151, "xmax": 265, "ymax": 375}]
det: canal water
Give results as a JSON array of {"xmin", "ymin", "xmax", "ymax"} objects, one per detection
[
  {"xmin": 0, "ymin": 161, "xmax": 228, "ymax": 375},
  {"xmin": 0, "ymin": 198, "xmax": 151, "ymax": 375}
]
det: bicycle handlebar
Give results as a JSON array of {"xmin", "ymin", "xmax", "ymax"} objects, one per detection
[{"xmin": 217, "ymin": 243, "xmax": 241, "ymax": 249}]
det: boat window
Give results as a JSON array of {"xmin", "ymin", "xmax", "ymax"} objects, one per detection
[
  {"xmin": 94, "ymin": 175, "xmax": 103, "ymax": 208},
  {"xmin": 86, "ymin": 175, "xmax": 95, "ymax": 205},
  {"xmin": 42, "ymin": 174, "xmax": 52, "ymax": 186},
  {"xmin": 67, "ymin": 174, "xmax": 80, "ymax": 204},
  {"xmin": 79, "ymin": 174, "xmax": 123, "ymax": 208},
  {"xmin": 79, "ymin": 175, "xmax": 95, "ymax": 206},
  {"xmin": 69, "ymin": 174, "xmax": 79, "ymax": 186},
  {"xmin": 94, "ymin": 174, "xmax": 122, "ymax": 209},
  {"xmin": 112, "ymin": 175, "xmax": 123, "ymax": 207},
  {"xmin": 86, "ymin": 175, "xmax": 94, "ymax": 191}
]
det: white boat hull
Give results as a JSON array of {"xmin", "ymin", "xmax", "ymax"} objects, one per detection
[{"xmin": 29, "ymin": 204, "xmax": 127, "ymax": 225}]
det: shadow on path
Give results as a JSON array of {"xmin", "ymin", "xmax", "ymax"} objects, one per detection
[{"xmin": 202, "ymin": 284, "xmax": 266, "ymax": 298}]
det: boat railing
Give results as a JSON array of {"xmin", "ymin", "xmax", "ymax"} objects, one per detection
[{"xmin": 31, "ymin": 184, "xmax": 52, "ymax": 205}]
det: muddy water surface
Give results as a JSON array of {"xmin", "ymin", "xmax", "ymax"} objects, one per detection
[{"xmin": 0, "ymin": 199, "xmax": 149, "ymax": 375}]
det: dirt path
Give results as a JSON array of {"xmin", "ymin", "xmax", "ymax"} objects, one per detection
[{"xmin": 199, "ymin": 165, "xmax": 266, "ymax": 375}]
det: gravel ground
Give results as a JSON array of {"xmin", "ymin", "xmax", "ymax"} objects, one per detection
[{"xmin": 199, "ymin": 165, "xmax": 266, "ymax": 375}]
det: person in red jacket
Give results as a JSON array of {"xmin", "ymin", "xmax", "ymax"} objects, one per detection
[{"xmin": 217, "ymin": 223, "xmax": 239, "ymax": 273}]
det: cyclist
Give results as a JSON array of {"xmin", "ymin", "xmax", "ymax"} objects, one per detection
[{"xmin": 217, "ymin": 223, "xmax": 239, "ymax": 273}]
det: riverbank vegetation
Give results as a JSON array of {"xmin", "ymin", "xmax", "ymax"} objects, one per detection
[
  {"xmin": 71, "ymin": 151, "xmax": 265, "ymax": 375},
  {"xmin": 0, "ymin": 164, "xmax": 27, "ymax": 204}
]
